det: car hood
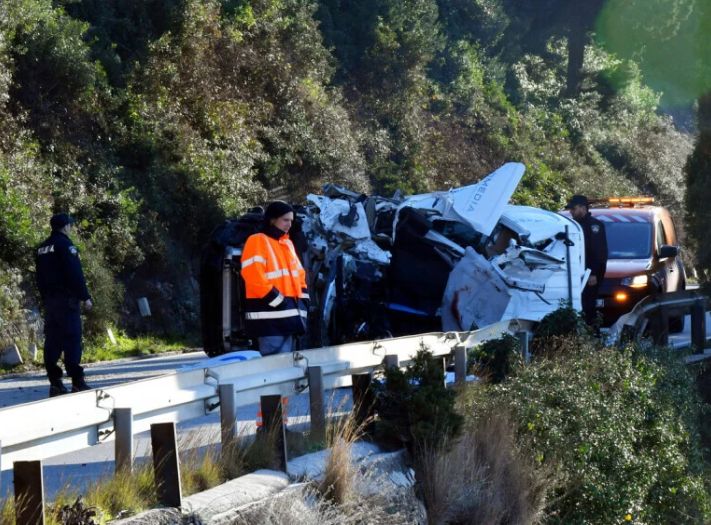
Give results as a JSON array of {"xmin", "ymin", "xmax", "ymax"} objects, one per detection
[
  {"xmin": 605, "ymin": 259, "xmax": 652, "ymax": 279},
  {"xmin": 398, "ymin": 162, "xmax": 525, "ymax": 237}
]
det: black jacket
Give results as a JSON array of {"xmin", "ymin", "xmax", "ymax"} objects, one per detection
[
  {"xmin": 575, "ymin": 212, "xmax": 608, "ymax": 282},
  {"xmin": 35, "ymin": 231, "xmax": 91, "ymax": 302}
]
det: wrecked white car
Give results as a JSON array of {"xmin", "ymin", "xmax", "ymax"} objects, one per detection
[{"xmin": 200, "ymin": 163, "xmax": 586, "ymax": 356}]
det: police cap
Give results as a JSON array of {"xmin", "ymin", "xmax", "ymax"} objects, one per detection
[
  {"xmin": 565, "ymin": 195, "xmax": 589, "ymax": 209},
  {"xmin": 50, "ymin": 213, "xmax": 76, "ymax": 230}
]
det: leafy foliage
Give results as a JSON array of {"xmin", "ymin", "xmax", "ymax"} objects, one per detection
[
  {"xmin": 685, "ymin": 93, "xmax": 711, "ymax": 282},
  {"xmin": 468, "ymin": 333, "xmax": 521, "ymax": 383},
  {"xmin": 460, "ymin": 341, "xmax": 711, "ymax": 524},
  {"xmin": 375, "ymin": 347, "xmax": 463, "ymax": 453}
]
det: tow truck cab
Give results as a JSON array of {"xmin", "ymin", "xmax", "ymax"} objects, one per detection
[{"xmin": 589, "ymin": 197, "xmax": 686, "ymax": 328}]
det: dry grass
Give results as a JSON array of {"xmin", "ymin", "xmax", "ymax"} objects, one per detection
[
  {"xmin": 316, "ymin": 397, "xmax": 370, "ymax": 505},
  {"xmin": 417, "ymin": 412, "xmax": 550, "ymax": 525},
  {"xmin": 82, "ymin": 461, "xmax": 156, "ymax": 520},
  {"xmin": 178, "ymin": 428, "xmax": 224, "ymax": 495},
  {"xmin": 232, "ymin": 481, "xmax": 422, "ymax": 525},
  {"xmin": 0, "ymin": 496, "xmax": 16, "ymax": 525}
]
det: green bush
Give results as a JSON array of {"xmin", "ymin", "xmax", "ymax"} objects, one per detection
[
  {"xmin": 532, "ymin": 306, "xmax": 591, "ymax": 355},
  {"xmin": 460, "ymin": 339, "xmax": 711, "ymax": 524},
  {"xmin": 375, "ymin": 347, "xmax": 463, "ymax": 453},
  {"xmin": 468, "ymin": 333, "xmax": 521, "ymax": 383}
]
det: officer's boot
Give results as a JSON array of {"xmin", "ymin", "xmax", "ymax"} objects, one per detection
[
  {"xmin": 49, "ymin": 380, "xmax": 69, "ymax": 397},
  {"xmin": 71, "ymin": 376, "xmax": 92, "ymax": 393}
]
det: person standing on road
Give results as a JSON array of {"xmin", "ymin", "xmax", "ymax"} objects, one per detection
[
  {"xmin": 241, "ymin": 201, "xmax": 308, "ymax": 355},
  {"xmin": 35, "ymin": 213, "xmax": 93, "ymax": 397},
  {"xmin": 567, "ymin": 195, "xmax": 608, "ymax": 325}
]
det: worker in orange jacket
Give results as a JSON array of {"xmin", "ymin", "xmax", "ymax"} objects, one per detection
[{"xmin": 241, "ymin": 201, "xmax": 308, "ymax": 355}]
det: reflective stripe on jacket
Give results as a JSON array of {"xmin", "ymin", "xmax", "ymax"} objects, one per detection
[{"xmin": 241, "ymin": 231, "xmax": 308, "ymax": 337}]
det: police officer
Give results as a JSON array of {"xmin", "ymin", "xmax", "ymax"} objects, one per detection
[
  {"xmin": 567, "ymin": 195, "xmax": 608, "ymax": 325},
  {"xmin": 36, "ymin": 213, "xmax": 93, "ymax": 396}
]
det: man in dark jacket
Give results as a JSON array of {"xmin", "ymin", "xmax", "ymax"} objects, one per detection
[
  {"xmin": 36, "ymin": 213, "xmax": 93, "ymax": 396},
  {"xmin": 567, "ymin": 195, "xmax": 608, "ymax": 325}
]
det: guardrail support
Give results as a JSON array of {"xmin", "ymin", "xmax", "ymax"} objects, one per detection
[
  {"xmin": 651, "ymin": 308, "xmax": 670, "ymax": 346},
  {"xmin": 692, "ymin": 300, "xmax": 707, "ymax": 354},
  {"xmin": 516, "ymin": 331, "xmax": 530, "ymax": 362},
  {"xmin": 14, "ymin": 460, "xmax": 45, "ymax": 525},
  {"xmin": 260, "ymin": 395, "xmax": 288, "ymax": 471},
  {"xmin": 351, "ymin": 373, "xmax": 375, "ymax": 430},
  {"xmin": 454, "ymin": 346, "xmax": 467, "ymax": 385},
  {"xmin": 150, "ymin": 422, "xmax": 182, "ymax": 508},
  {"xmin": 383, "ymin": 354, "xmax": 399, "ymax": 370},
  {"xmin": 219, "ymin": 384, "xmax": 237, "ymax": 449},
  {"xmin": 307, "ymin": 367, "xmax": 326, "ymax": 444},
  {"xmin": 114, "ymin": 408, "xmax": 133, "ymax": 474}
]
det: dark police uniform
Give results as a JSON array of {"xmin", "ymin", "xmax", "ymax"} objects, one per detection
[
  {"xmin": 575, "ymin": 211, "xmax": 608, "ymax": 324},
  {"xmin": 35, "ymin": 219, "xmax": 91, "ymax": 393}
]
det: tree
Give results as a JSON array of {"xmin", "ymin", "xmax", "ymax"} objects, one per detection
[
  {"xmin": 500, "ymin": 0, "xmax": 605, "ymax": 96},
  {"xmin": 685, "ymin": 93, "xmax": 711, "ymax": 281}
]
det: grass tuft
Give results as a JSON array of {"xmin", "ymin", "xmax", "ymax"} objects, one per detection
[
  {"xmin": 416, "ymin": 411, "xmax": 550, "ymax": 525},
  {"xmin": 316, "ymin": 399, "xmax": 368, "ymax": 505}
]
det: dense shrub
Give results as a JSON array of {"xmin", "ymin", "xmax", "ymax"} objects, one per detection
[
  {"xmin": 375, "ymin": 348, "xmax": 463, "ymax": 454},
  {"xmin": 531, "ymin": 305, "xmax": 591, "ymax": 356},
  {"xmin": 0, "ymin": 264, "xmax": 33, "ymax": 350},
  {"xmin": 460, "ymin": 340, "xmax": 711, "ymax": 524},
  {"xmin": 467, "ymin": 333, "xmax": 521, "ymax": 383}
]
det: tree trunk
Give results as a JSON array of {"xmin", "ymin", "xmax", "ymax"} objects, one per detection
[{"xmin": 565, "ymin": 29, "xmax": 586, "ymax": 97}]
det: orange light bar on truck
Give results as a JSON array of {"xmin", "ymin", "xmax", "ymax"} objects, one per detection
[
  {"xmin": 614, "ymin": 292, "xmax": 629, "ymax": 303},
  {"xmin": 608, "ymin": 196, "xmax": 655, "ymax": 205}
]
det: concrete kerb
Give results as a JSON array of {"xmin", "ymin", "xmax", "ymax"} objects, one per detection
[
  {"xmin": 111, "ymin": 442, "xmax": 410, "ymax": 524},
  {"xmin": 111, "ymin": 469, "xmax": 289, "ymax": 524}
]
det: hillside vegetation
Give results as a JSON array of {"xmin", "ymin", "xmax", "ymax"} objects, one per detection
[{"xmin": 0, "ymin": 0, "xmax": 699, "ymax": 346}]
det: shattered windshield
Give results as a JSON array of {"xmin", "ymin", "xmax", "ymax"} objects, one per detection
[{"xmin": 604, "ymin": 222, "xmax": 652, "ymax": 259}]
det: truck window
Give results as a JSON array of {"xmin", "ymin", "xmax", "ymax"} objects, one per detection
[
  {"xmin": 656, "ymin": 221, "xmax": 667, "ymax": 250},
  {"xmin": 604, "ymin": 222, "xmax": 652, "ymax": 259}
]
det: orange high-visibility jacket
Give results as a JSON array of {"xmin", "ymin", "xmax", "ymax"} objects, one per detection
[{"xmin": 240, "ymin": 230, "xmax": 308, "ymax": 337}]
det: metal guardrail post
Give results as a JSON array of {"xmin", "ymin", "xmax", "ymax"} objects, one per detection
[
  {"xmin": 691, "ymin": 300, "xmax": 707, "ymax": 354},
  {"xmin": 260, "ymin": 395, "xmax": 288, "ymax": 472},
  {"xmin": 454, "ymin": 346, "xmax": 467, "ymax": 385},
  {"xmin": 516, "ymin": 331, "xmax": 530, "ymax": 362},
  {"xmin": 13, "ymin": 460, "xmax": 45, "ymax": 525},
  {"xmin": 651, "ymin": 307, "xmax": 670, "ymax": 346},
  {"xmin": 114, "ymin": 407, "xmax": 133, "ymax": 475},
  {"xmin": 307, "ymin": 367, "xmax": 326, "ymax": 444},
  {"xmin": 150, "ymin": 422, "xmax": 182, "ymax": 508},
  {"xmin": 219, "ymin": 384, "xmax": 237, "ymax": 450},
  {"xmin": 383, "ymin": 354, "xmax": 399, "ymax": 370},
  {"xmin": 351, "ymin": 373, "xmax": 375, "ymax": 430}
]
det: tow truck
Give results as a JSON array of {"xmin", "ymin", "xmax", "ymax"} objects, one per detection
[
  {"xmin": 200, "ymin": 163, "xmax": 588, "ymax": 356},
  {"xmin": 562, "ymin": 197, "xmax": 686, "ymax": 330}
]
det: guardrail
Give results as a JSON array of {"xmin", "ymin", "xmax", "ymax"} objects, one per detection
[
  {"xmin": 0, "ymin": 319, "xmax": 532, "ymax": 480},
  {"xmin": 610, "ymin": 289, "xmax": 711, "ymax": 356}
]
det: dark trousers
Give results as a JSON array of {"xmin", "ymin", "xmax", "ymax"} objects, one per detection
[
  {"xmin": 581, "ymin": 284, "xmax": 599, "ymax": 326},
  {"xmin": 43, "ymin": 297, "xmax": 84, "ymax": 384}
]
